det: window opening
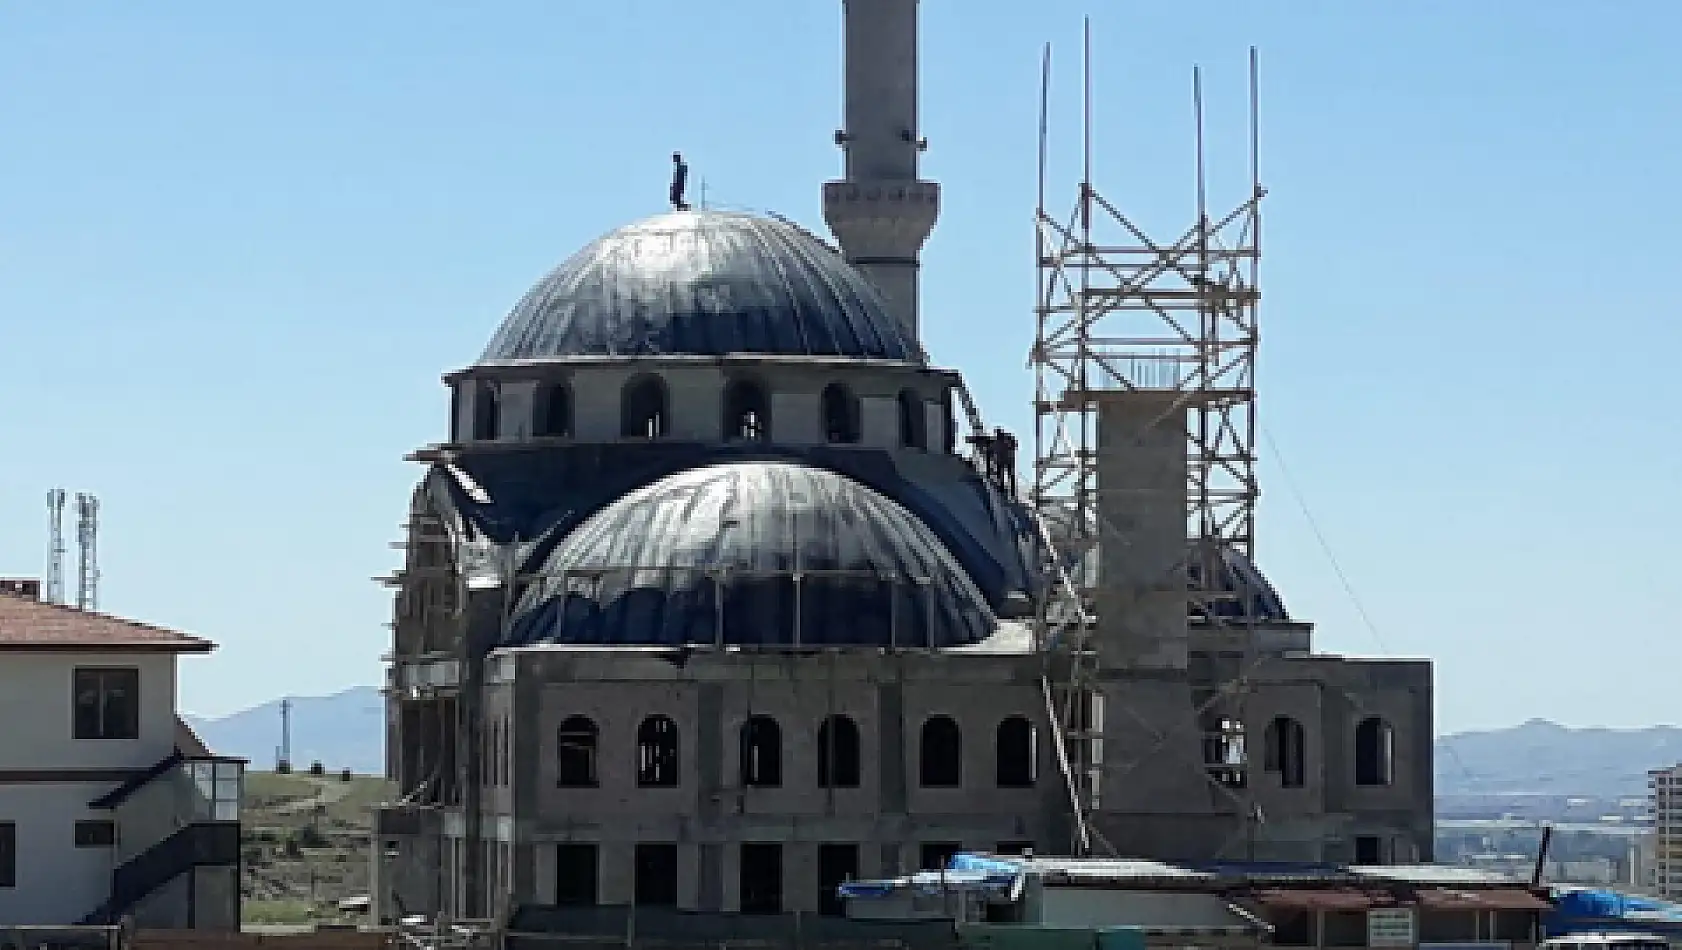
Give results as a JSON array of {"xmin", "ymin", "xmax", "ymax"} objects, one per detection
[
  {"xmin": 637, "ymin": 715, "xmax": 680, "ymax": 787},
  {"xmin": 817, "ymin": 714, "xmax": 861, "ymax": 789},
  {"xmin": 919, "ymin": 715, "xmax": 962, "ymax": 788},
  {"xmin": 740, "ymin": 715, "xmax": 782, "ymax": 788},
  {"xmin": 995, "ymin": 715, "xmax": 1038, "ymax": 788},
  {"xmin": 556, "ymin": 716, "xmax": 599, "ymax": 788}
]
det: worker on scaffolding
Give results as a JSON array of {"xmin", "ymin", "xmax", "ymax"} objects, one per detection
[{"xmin": 994, "ymin": 427, "xmax": 1018, "ymax": 498}]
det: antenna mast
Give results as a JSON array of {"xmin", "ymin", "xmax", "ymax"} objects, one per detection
[
  {"xmin": 45, "ymin": 490, "xmax": 67, "ymax": 606},
  {"xmin": 75, "ymin": 492, "xmax": 100, "ymax": 612}
]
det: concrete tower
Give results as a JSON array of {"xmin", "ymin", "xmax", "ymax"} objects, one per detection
[{"xmin": 823, "ymin": 0, "xmax": 940, "ymax": 342}]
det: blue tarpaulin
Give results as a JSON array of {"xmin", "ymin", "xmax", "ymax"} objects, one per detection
[{"xmin": 1547, "ymin": 888, "xmax": 1682, "ymax": 937}]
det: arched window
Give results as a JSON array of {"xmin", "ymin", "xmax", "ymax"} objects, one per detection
[
  {"xmin": 537, "ymin": 382, "xmax": 572, "ymax": 438},
  {"xmin": 472, "ymin": 382, "xmax": 500, "ymax": 441},
  {"xmin": 621, "ymin": 375, "xmax": 669, "ymax": 439},
  {"xmin": 556, "ymin": 716, "xmax": 599, "ymax": 788},
  {"xmin": 817, "ymin": 714, "xmax": 861, "ymax": 789},
  {"xmin": 723, "ymin": 379, "xmax": 770, "ymax": 442},
  {"xmin": 995, "ymin": 716, "xmax": 1037, "ymax": 788},
  {"xmin": 1264, "ymin": 716, "xmax": 1307, "ymax": 789},
  {"xmin": 1354, "ymin": 717, "xmax": 1395, "ymax": 787},
  {"xmin": 821, "ymin": 383, "xmax": 860, "ymax": 444},
  {"xmin": 636, "ymin": 715, "xmax": 680, "ymax": 787},
  {"xmin": 919, "ymin": 715, "xmax": 962, "ymax": 788},
  {"xmin": 1201, "ymin": 714, "xmax": 1247, "ymax": 789},
  {"xmin": 897, "ymin": 389, "xmax": 926, "ymax": 449},
  {"xmin": 740, "ymin": 715, "xmax": 782, "ymax": 788}
]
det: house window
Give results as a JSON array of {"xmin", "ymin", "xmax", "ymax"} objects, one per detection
[
  {"xmin": 634, "ymin": 843, "xmax": 679, "ymax": 907},
  {"xmin": 75, "ymin": 820, "xmax": 115, "ymax": 848},
  {"xmin": 73, "ymin": 667, "xmax": 140, "ymax": 741},
  {"xmin": 0, "ymin": 823, "xmax": 13, "ymax": 888}
]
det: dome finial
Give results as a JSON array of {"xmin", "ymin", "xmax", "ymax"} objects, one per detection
[{"xmin": 669, "ymin": 152, "xmax": 691, "ymax": 211}]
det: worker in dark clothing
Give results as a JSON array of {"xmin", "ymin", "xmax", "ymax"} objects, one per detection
[
  {"xmin": 994, "ymin": 428, "xmax": 1018, "ymax": 497},
  {"xmin": 669, "ymin": 152, "xmax": 691, "ymax": 211}
]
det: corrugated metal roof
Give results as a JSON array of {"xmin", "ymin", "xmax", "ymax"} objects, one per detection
[
  {"xmin": 505, "ymin": 461, "xmax": 997, "ymax": 647},
  {"xmin": 1251, "ymin": 888, "xmax": 1394, "ymax": 911},
  {"xmin": 1015, "ymin": 857, "xmax": 1214, "ymax": 883},
  {"xmin": 1417, "ymin": 888, "xmax": 1553, "ymax": 911},
  {"xmin": 480, "ymin": 210, "xmax": 923, "ymax": 363},
  {"xmin": 1348, "ymin": 865, "xmax": 1522, "ymax": 885}
]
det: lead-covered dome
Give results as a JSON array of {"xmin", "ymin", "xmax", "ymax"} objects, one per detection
[
  {"xmin": 480, "ymin": 210, "xmax": 922, "ymax": 363},
  {"xmin": 503, "ymin": 461, "xmax": 996, "ymax": 648}
]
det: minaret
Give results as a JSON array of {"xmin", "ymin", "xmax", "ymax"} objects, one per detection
[{"xmin": 823, "ymin": 0, "xmax": 940, "ymax": 343}]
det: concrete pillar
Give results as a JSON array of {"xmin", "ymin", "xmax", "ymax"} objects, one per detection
[
  {"xmin": 823, "ymin": 0, "xmax": 939, "ymax": 342},
  {"xmin": 1093, "ymin": 392, "xmax": 1190, "ymax": 671},
  {"xmin": 1088, "ymin": 393, "xmax": 1223, "ymax": 837}
]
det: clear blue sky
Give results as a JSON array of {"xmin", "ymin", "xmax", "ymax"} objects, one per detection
[{"xmin": 2, "ymin": 1, "xmax": 1676, "ymax": 733}]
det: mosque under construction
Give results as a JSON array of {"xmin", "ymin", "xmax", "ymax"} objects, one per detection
[{"xmin": 371, "ymin": 0, "xmax": 1433, "ymax": 922}]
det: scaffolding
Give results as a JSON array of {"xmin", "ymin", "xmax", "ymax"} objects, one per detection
[{"xmin": 1030, "ymin": 20, "xmax": 1266, "ymax": 856}]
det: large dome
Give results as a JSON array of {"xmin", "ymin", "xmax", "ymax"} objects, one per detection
[
  {"xmin": 503, "ymin": 461, "xmax": 997, "ymax": 648},
  {"xmin": 479, "ymin": 210, "xmax": 922, "ymax": 363}
]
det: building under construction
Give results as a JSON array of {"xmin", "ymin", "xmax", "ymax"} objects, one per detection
[{"xmin": 372, "ymin": 0, "xmax": 1432, "ymax": 923}]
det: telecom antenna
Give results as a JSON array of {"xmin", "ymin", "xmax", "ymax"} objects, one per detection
[
  {"xmin": 75, "ymin": 493, "xmax": 100, "ymax": 611},
  {"xmin": 45, "ymin": 490, "xmax": 68, "ymax": 605},
  {"xmin": 279, "ymin": 697, "xmax": 294, "ymax": 772}
]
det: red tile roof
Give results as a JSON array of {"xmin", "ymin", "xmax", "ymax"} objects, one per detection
[{"xmin": 0, "ymin": 592, "xmax": 213, "ymax": 652}]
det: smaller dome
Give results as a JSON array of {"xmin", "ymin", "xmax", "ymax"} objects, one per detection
[
  {"xmin": 480, "ymin": 210, "xmax": 922, "ymax": 363},
  {"xmin": 504, "ymin": 462, "xmax": 997, "ymax": 648}
]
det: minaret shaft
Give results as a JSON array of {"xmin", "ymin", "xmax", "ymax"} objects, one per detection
[{"xmin": 824, "ymin": 0, "xmax": 940, "ymax": 344}]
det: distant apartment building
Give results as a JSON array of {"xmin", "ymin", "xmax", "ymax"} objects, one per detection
[
  {"xmin": 0, "ymin": 582, "xmax": 243, "ymax": 927},
  {"xmin": 1649, "ymin": 765, "xmax": 1682, "ymax": 898}
]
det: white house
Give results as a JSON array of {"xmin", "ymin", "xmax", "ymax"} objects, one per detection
[{"xmin": 0, "ymin": 580, "xmax": 242, "ymax": 929}]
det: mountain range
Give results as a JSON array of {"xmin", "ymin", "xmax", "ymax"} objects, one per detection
[
  {"xmin": 186, "ymin": 688, "xmax": 1682, "ymax": 798},
  {"xmin": 186, "ymin": 685, "xmax": 387, "ymax": 775}
]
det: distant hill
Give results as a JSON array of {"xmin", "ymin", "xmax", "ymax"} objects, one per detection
[
  {"xmin": 1437, "ymin": 719, "xmax": 1682, "ymax": 799},
  {"xmin": 186, "ymin": 685, "xmax": 385, "ymax": 775}
]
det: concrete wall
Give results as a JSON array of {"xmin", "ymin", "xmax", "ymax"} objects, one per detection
[
  {"xmin": 0, "ymin": 783, "xmax": 117, "ymax": 925},
  {"xmin": 0, "ymin": 652, "xmax": 179, "ymax": 769},
  {"xmin": 505, "ymin": 647, "xmax": 1060, "ymax": 913}
]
